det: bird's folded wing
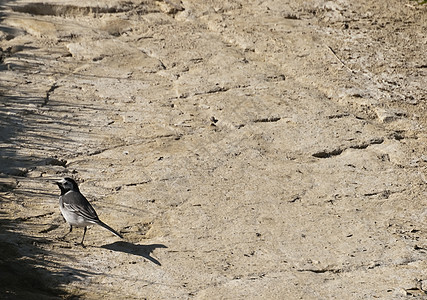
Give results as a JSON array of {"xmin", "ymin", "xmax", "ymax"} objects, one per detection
[{"xmin": 62, "ymin": 192, "xmax": 99, "ymax": 221}]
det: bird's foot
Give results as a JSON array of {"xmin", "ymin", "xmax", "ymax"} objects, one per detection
[
  {"xmin": 58, "ymin": 235, "xmax": 68, "ymax": 241},
  {"xmin": 74, "ymin": 242, "xmax": 86, "ymax": 248},
  {"xmin": 74, "ymin": 241, "xmax": 86, "ymax": 248}
]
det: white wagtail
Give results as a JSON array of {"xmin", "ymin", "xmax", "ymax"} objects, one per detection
[{"xmin": 56, "ymin": 177, "xmax": 123, "ymax": 246}]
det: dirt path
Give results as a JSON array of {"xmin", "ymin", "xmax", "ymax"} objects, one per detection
[{"xmin": 1, "ymin": 0, "xmax": 426, "ymax": 298}]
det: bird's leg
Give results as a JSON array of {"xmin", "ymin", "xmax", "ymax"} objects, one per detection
[
  {"xmin": 78, "ymin": 226, "xmax": 87, "ymax": 248},
  {"xmin": 61, "ymin": 225, "xmax": 72, "ymax": 239}
]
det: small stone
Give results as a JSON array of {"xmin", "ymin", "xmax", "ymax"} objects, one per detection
[
  {"xmin": 394, "ymin": 288, "xmax": 407, "ymax": 296},
  {"xmin": 374, "ymin": 108, "xmax": 396, "ymax": 123},
  {"xmin": 6, "ymin": 168, "xmax": 28, "ymax": 177},
  {"xmin": 374, "ymin": 107, "xmax": 406, "ymax": 123},
  {"xmin": 0, "ymin": 177, "xmax": 18, "ymax": 191}
]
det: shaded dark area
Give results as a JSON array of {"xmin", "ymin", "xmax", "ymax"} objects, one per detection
[
  {"xmin": 0, "ymin": 206, "xmax": 94, "ymax": 299},
  {"xmin": 9, "ymin": 2, "xmax": 145, "ymax": 16},
  {"xmin": 0, "ymin": 4, "xmax": 106, "ymax": 176},
  {"xmin": 0, "ymin": 244, "xmax": 65, "ymax": 299},
  {"xmin": 0, "ymin": 3, "xmax": 96, "ymax": 298},
  {"xmin": 0, "ymin": 186, "xmax": 94, "ymax": 298},
  {"xmin": 1, "ymin": 0, "xmax": 138, "ymax": 293},
  {"xmin": 101, "ymin": 241, "xmax": 168, "ymax": 266}
]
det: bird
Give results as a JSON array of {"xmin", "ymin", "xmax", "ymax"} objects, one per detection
[{"xmin": 55, "ymin": 177, "xmax": 123, "ymax": 246}]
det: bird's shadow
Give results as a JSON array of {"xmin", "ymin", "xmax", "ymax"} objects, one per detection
[{"xmin": 101, "ymin": 241, "xmax": 167, "ymax": 266}]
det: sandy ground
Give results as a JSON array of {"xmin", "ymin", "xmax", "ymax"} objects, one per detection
[{"xmin": 0, "ymin": 0, "xmax": 426, "ymax": 299}]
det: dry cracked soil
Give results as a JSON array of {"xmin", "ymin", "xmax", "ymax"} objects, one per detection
[{"xmin": 0, "ymin": 0, "xmax": 426, "ymax": 299}]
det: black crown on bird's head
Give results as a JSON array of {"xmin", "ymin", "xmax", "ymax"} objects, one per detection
[{"xmin": 56, "ymin": 177, "xmax": 80, "ymax": 194}]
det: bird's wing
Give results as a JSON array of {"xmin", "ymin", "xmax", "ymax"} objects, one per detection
[{"xmin": 61, "ymin": 191, "xmax": 99, "ymax": 222}]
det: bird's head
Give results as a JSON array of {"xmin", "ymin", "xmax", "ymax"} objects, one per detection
[{"xmin": 56, "ymin": 177, "xmax": 79, "ymax": 194}]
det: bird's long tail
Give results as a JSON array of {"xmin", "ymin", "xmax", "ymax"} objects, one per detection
[{"xmin": 97, "ymin": 220, "xmax": 123, "ymax": 238}]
